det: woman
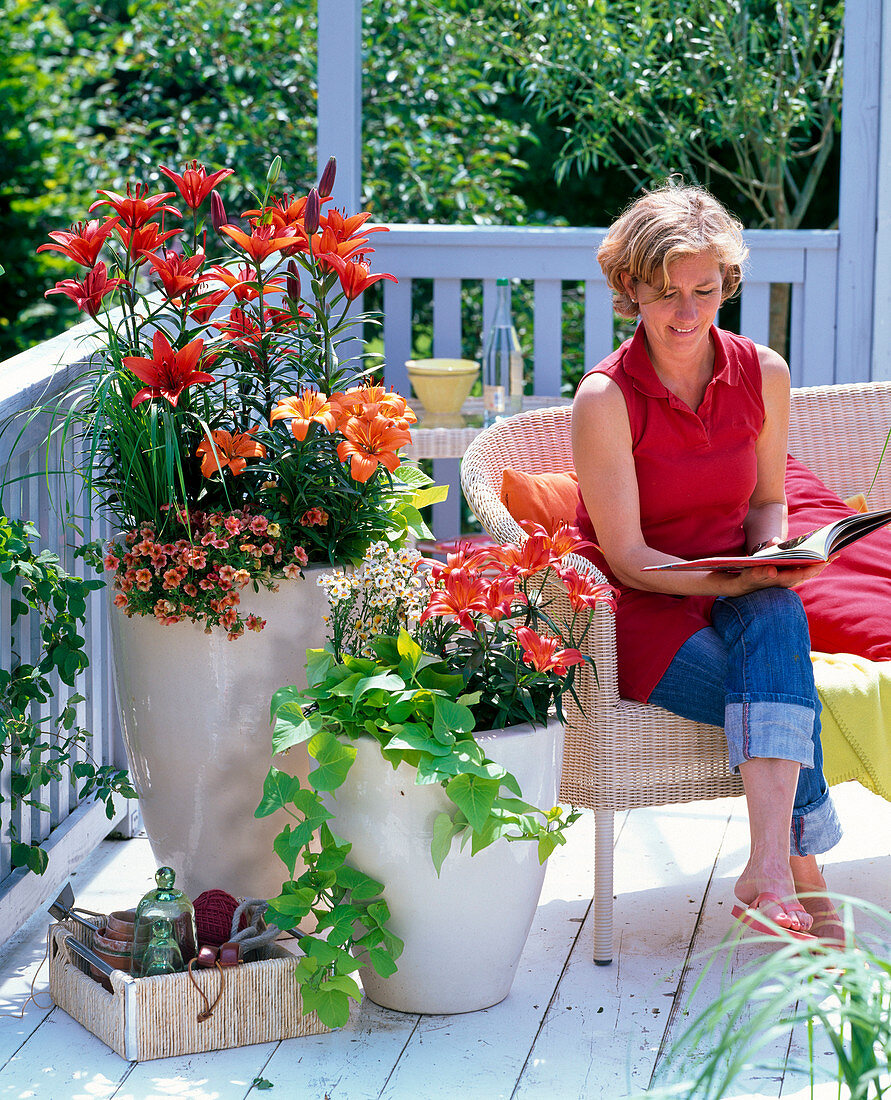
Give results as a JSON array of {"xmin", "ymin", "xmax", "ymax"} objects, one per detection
[{"xmin": 572, "ymin": 182, "xmax": 843, "ymax": 941}]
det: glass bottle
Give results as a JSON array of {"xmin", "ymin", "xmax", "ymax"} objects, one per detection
[
  {"xmin": 482, "ymin": 279, "xmax": 524, "ymax": 425},
  {"xmin": 139, "ymin": 917, "xmax": 184, "ymax": 977},
  {"xmin": 132, "ymin": 867, "xmax": 197, "ymax": 975}
]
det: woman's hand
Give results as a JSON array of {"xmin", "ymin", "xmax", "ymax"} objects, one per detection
[{"xmin": 714, "ymin": 557, "xmax": 831, "ymax": 595}]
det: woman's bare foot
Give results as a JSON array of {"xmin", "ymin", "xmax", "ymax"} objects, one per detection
[
  {"xmin": 790, "ymin": 855, "xmax": 846, "ymax": 945},
  {"xmin": 735, "ymin": 857, "xmax": 813, "ymax": 932}
]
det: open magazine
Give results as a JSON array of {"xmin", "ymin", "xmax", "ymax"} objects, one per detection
[{"xmin": 643, "ymin": 506, "xmax": 891, "ymax": 573}]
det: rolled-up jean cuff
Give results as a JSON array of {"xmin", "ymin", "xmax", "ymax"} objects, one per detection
[
  {"xmin": 725, "ymin": 699, "xmax": 816, "ymax": 772},
  {"xmin": 791, "ymin": 791, "xmax": 843, "ymax": 856}
]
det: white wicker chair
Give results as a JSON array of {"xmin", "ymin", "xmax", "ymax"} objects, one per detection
[{"xmin": 460, "ymin": 381, "xmax": 891, "ymax": 963}]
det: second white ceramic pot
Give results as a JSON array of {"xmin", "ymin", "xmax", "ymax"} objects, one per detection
[
  {"xmin": 108, "ymin": 567, "xmax": 334, "ymax": 902},
  {"xmin": 326, "ymin": 716, "xmax": 564, "ymax": 1014}
]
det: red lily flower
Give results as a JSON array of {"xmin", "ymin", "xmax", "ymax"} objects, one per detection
[
  {"xmin": 556, "ymin": 567, "xmax": 617, "ymax": 612},
  {"xmin": 115, "ymin": 221, "xmax": 181, "ymax": 261},
  {"xmin": 199, "ymin": 264, "xmax": 286, "ymax": 304},
  {"xmin": 516, "ymin": 626, "xmax": 586, "ymax": 675},
  {"xmin": 482, "ymin": 576, "xmax": 519, "ymax": 620},
  {"xmin": 219, "ymin": 223, "xmax": 299, "ymax": 263},
  {"xmin": 159, "ymin": 161, "xmax": 234, "ymax": 210},
  {"xmin": 89, "ymin": 183, "xmax": 182, "ymax": 228},
  {"xmin": 420, "ymin": 569, "xmax": 491, "ymax": 632},
  {"xmin": 124, "ymin": 330, "xmax": 215, "ymax": 407},
  {"xmin": 313, "ymin": 228, "xmax": 372, "ymax": 273},
  {"xmin": 489, "ymin": 535, "xmax": 554, "ymax": 578},
  {"xmin": 45, "ymin": 262, "xmax": 129, "ymax": 318},
  {"xmin": 142, "ymin": 250, "xmax": 205, "ymax": 297},
  {"xmin": 37, "ymin": 218, "xmax": 120, "ymax": 268},
  {"xmin": 336, "ymin": 413, "xmax": 412, "ymax": 483},
  {"xmin": 335, "ymin": 256, "xmax": 398, "ymax": 301},
  {"xmin": 196, "ymin": 427, "xmax": 266, "ymax": 478},
  {"xmin": 427, "ymin": 541, "xmax": 494, "ymax": 580},
  {"xmin": 271, "ymin": 392, "xmax": 337, "ymax": 441}
]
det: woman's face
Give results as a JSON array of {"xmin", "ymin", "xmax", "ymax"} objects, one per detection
[{"xmin": 625, "ymin": 251, "xmax": 723, "ymax": 368}]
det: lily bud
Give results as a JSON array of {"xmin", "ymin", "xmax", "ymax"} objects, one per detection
[
  {"xmin": 304, "ymin": 188, "xmax": 320, "ymax": 236},
  {"xmin": 317, "ymin": 156, "xmax": 337, "ymax": 198},
  {"xmin": 266, "ymin": 155, "xmax": 282, "ymax": 186},
  {"xmin": 210, "ymin": 191, "xmax": 228, "ymax": 232},
  {"xmin": 286, "ymin": 260, "xmax": 301, "ymax": 303}
]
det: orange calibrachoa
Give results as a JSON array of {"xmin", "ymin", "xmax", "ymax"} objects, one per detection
[{"xmin": 38, "ymin": 153, "xmax": 441, "ymax": 637}]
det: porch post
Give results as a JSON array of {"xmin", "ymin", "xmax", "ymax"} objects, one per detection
[
  {"xmin": 835, "ymin": 0, "xmax": 881, "ymax": 382},
  {"xmin": 873, "ymin": 0, "xmax": 891, "ymax": 381},
  {"xmin": 316, "ymin": 0, "xmax": 362, "ymax": 211}
]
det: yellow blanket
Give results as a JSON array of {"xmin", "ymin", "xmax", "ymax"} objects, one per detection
[{"xmin": 813, "ymin": 652, "xmax": 891, "ymax": 801}]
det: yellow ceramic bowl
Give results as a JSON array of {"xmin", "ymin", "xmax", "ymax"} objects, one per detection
[{"xmin": 406, "ymin": 358, "xmax": 480, "ymax": 415}]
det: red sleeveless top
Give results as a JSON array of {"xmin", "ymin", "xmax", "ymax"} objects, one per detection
[{"xmin": 575, "ymin": 324, "xmax": 765, "ymax": 701}]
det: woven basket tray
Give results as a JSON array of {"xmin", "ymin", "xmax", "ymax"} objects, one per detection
[{"xmin": 48, "ymin": 920, "xmax": 328, "ymax": 1061}]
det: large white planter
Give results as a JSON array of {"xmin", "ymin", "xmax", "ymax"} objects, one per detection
[
  {"xmin": 108, "ymin": 568, "xmax": 332, "ymax": 902},
  {"xmin": 327, "ymin": 717, "xmax": 564, "ymax": 1014}
]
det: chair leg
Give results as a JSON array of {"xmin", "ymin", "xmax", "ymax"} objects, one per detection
[{"xmin": 593, "ymin": 809, "xmax": 614, "ymax": 965}]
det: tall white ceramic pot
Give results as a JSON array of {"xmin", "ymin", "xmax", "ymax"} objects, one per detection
[
  {"xmin": 327, "ymin": 717, "xmax": 564, "ymax": 1014},
  {"xmin": 108, "ymin": 566, "xmax": 333, "ymax": 902}
]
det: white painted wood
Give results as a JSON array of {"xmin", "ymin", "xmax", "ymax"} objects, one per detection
[
  {"xmin": 873, "ymin": 0, "xmax": 891, "ymax": 382},
  {"xmin": 383, "ymin": 279, "xmax": 412, "ymax": 396},
  {"xmin": 583, "ymin": 278, "xmax": 615, "ymax": 372},
  {"xmin": 316, "ymin": 0, "xmax": 362, "ymax": 213},
  {"xmin": 801, "ymin": 246, "xmax": 839, "ymax": 387},
  {"xmin": 532, "ymin": 280, "xmax": 563, "ymax": 396},
  {"xmin": 432, "ymin": 279, "xmax": 463, "ymax": 359},
  {"xmin": 740, "ymin": 283, "xmax": 772, "ymax": 348},
  {"xmin": 835, "ymin": 0, "xmax": 882, "ymax": 382}
]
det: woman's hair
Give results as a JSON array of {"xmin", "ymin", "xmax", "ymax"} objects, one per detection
[{"xmin": 597, "ymin": 181, "xmax": 748, "ymax": 318}]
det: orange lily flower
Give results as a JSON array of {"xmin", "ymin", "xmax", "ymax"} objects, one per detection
[
  {"xmin": 427, "ymin": 542, "xmax": 494, "ymax": 580},
  {"xmin": 271, "ymin": 391, "xmax": 337, "ymax": 441},
  {"xmin": 330, "ymin": 385, "xmax": 417, "ymax": 428},
  {"xmin": 321, "ymin": 208, "xmax": 388, "ymax": 245},
  {"xmin": 482, "ymin": 576, "xmax": 519, "ymax": 620},
  {"xmin": 491, "ymin": 535, "xmax": 553, "ymax": 577},
  {"xmin": 556, "ymin": 567, "xmax": 617, "ymax": 612},
  {"xmin": 142, "ymin": 250, "xmax": 205, "ymax": 297},
  {"xmin": 37, "ymin": 218, "xmax": 120, "ymax": 268},
  {"xmin": 196, "ymin": 428, "xmax": 266, "ymax": 478},
  {"xmin": 45, "ymin": 262, "xmax": 129, "ymax": 318},
  {"xmin": 336, "ymin": 257, "xmax": 398, "ymax": 301},
  {"xmin": 199, "ymin": 264, "xmax": 286, "ymax": 304},
  {"xmin": 220, "ymin": 223, "xmax": 299, "ymax": 263},
  {"xmin": 123, "ymin": 330, "xmax": 215, "ymax": 407},
  {"xmin": 516, "ymin": 626, "xmax": 586, "ymax": 675},
  {"xmin": 89, "ymin": 183, "xmax": 181, "ymax": 228},
  {"xmin": 159, "ymin": 161, "xmax": 234, "ymax": 210},
  {"xmin": 336, "ymin": 413, "xmax": 411, "ymax": 482},
  {"xmin": 420, "ymin": 569, "xmax": 491, "ymax": 631}
]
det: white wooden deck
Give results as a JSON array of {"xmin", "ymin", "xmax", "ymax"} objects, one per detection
[{"xmin": 1, "ymin": 781, "xmax": 888, "ymax": 1100}]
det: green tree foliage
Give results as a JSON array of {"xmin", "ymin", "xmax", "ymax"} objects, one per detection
[{"xmin": 492, "ymin": 0, "xmax": 844, "ymax": 231}]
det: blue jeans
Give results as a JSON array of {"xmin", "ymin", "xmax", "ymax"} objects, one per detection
[{"xmin": 649, "ymin": 588, "xmax": 841, "ymax": 856}]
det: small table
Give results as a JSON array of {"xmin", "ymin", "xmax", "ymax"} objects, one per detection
[{"xmin": 404, "ymin": 395, "xmax": 571, "ymax": 460}]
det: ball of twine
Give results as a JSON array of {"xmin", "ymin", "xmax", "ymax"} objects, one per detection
[{"xmin": 194, "ymin": 889, "xmax": 241, "ymax": 947}]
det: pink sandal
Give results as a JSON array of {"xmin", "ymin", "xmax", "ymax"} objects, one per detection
[{"xmin": 731, "ymin": 891, "xmax": 818, "ymax": 942}]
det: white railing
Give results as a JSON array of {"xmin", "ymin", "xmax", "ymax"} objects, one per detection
[
  {"xmin": 0, "ymin": 224, "xmax": 843, "ymax": 934},
  {"xmin": 374, "ymin": 225, "xmax": 841, "ymax": 535},
  {"xmin": 0, "ymin": 325, "xmax": 135, "ymax": 942}
]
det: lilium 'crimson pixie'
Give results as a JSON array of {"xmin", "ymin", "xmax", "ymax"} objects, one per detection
[
  {"xmin": 124, "ymin": 330, "xmax": 215, "ymax": 407},
  {"xmin": 159, "ymin": 162, "xmax": 234, "ymax": 210},
  {"xmin": 142, "ymin": 250, "xmax": 205, "ymax": 298},
  {"xmin": 335, "ymin": 257, "xmax": 398, "ymax": 301},
  {"xmin": 90, "ymin": 183, "xmax": 182, "ymax": 228},
  {"xmin": 516, "ymin": 626, "xmax": 586, "ymax": 675},
  {"xmin": 37, "ymin": 219, "xmax": 121, "ymax": 268},
  {"xmin": 44, "ymin": 262, "xmax": 129, "ymax": 318}
]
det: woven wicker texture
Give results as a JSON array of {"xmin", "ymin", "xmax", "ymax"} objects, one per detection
[
  {"xmin": 461, "ymin": 383, "xmax": 891, "ymax": 814},
  {"xmin": 49, "ymin": 921, "xmax": 328, "ymax": 1061}
]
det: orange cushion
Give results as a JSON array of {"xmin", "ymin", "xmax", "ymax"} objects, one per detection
[{"xmin": 500, "ymin": 468, "xmax": 579, "ymax": 534}]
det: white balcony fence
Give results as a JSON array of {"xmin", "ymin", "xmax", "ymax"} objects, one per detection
[{"xmin": 0, "ymin": 225, "xmax": 843, "ymax": 937}]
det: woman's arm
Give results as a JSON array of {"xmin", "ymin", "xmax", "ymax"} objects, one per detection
[
  {"xmin": 742, "ymin": 345, "xmax": 792, "ymax": 554},
  {"xmin": 571, "ymin": 367, "xmax": 827, "ymax": 596}
]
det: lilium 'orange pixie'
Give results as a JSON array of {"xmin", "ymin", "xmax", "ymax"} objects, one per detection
[
  {"xmin": 159, "ymin": 162, "xmax": 234, "ymax": 210},
  {"xmin": 37, "ymin": 218, "xmax": 120, "ymax": 268},
  {"xmin": 271, "ymin": 391, "xmax": 337, "ymax": 441},
  {"xmin": 196, "ymin": 428, "xmax": 266, "ymax": 478},
  {"xmin": 45, "ymin": 262, "xmax": 129, "ymax": 318},
  {"xmin": 516, "ymin": 626, "xmax": 585, "ymax": 675},
  {"xmin": 336, "ymin": 413, "xmax": 412, "ymax": 482},
  {"xmin": 124, "ymin": 330, "xmax": 215, "ymax": 407},
  {"xmin": 321, "ymin": 208, "xmax": 388, "ymax": 245},
  {"xmin": 330, "ymin": 386, "xmax": 417, "ymax": 428},
  {"xmin": 220, "ymin": 223, "xmax": 299, "ymax": 263},
  {"xmin": 89, "ymin": 183, "xmax": 182, "ymax": 228},
  {"xmin": 336, "ymin": 257, "xmax": 398, "ymax": 302},
  {"xmin": 556, "ymin": 566, "xmax": 617, "ymax": 613}
]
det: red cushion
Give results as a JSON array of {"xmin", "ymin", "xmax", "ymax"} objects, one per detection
[{"xmin": 786, "ymin": 455, "xmax": 891, "ymax": 660}]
